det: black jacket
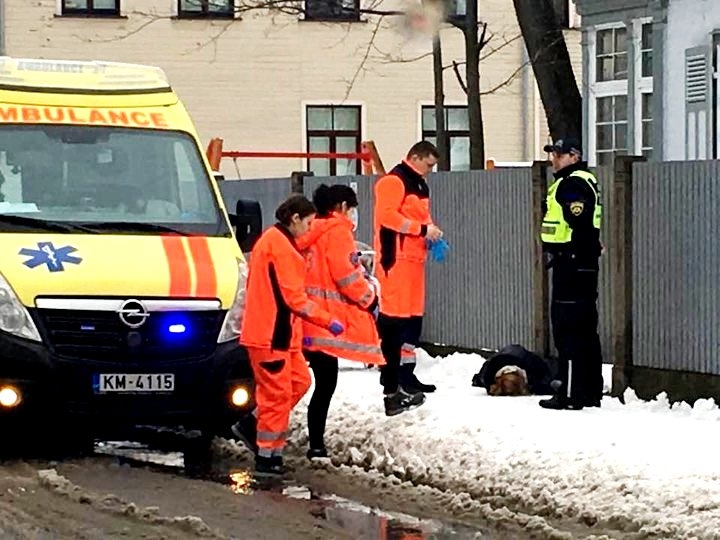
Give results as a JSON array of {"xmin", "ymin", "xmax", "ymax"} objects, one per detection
[{"xmin": 472, "ymin": 344, "xmax": 554, "ymax": 395}]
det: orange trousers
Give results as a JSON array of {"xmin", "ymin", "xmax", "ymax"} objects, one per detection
[
  {"xmin": 247, "ymin": 347, "xmax": 311, "ymax": 459},
  {"xmin": 376, "ymin": 259, "xmax": 426, "ymax": 317}
]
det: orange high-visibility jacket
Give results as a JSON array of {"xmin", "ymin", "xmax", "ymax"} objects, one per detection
[
  {"xmin": 297, "ymin": 213, "xmax": 385, "ymax": 365},
  {"xmin": 373, "ymin": 160, "xmax": 434, "ymax": 317},
  {"xmin": 240, "ymin": 224, "xmax": 333, "ymax": 352}
]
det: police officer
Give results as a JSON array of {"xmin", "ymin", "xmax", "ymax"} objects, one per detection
[{"xmin": 539, "ymin": 137, "xmax": 603, "ymax": 410}]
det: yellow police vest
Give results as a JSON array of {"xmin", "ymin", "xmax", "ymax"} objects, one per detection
[{"xmin": 541, "ymin": 170, "xmax": 602, "ymax": 244}]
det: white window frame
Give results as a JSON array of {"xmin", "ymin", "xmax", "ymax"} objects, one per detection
[
  {"xmin": 588, "ymin": 19, "xmax": 653, "ymax": 166},
  {"xmin": 588, "ymin": 23, "xmax": 628, "ymax": 167},
  {"xmin": 633, "ymin": 18, "xmax": 654, "ymax": 157},
  {"xmin": 568, "ymin": 0, "xmax": 581, "ymax": 29}
]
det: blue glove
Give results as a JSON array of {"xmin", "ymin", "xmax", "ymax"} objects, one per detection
[
  {"xmin": 328, "ymin": 320, "xmax": 344, "ymax": 336},
  {"xmin": 426, "ymin": 237, "xmax": 450, "ymax": 263}
]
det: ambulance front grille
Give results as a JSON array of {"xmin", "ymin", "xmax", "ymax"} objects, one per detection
[{"xmin": 34, "ymin": 308, "xmax": 226, "ymax": 363}]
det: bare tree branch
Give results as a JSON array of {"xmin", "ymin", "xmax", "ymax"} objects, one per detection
[
  {"xmin": 480, "ymin": 63, "xmax": 526, "ymax": 95},
  {"xmin": 477, "ymin": 22, "xmax": 490, "ymax": 51},
  {"xmin": 71, "ymin": 13, "xmax": 164, "ymax": 43},
  {"xmin": 479, "ymin": 33, "xmax": 522, "ymax": 61},
  {"xmin": 342, "ymin": 15, "xmax": 384, "ymax": 100},
  {"xmin": 182, "ymin": 19, "xmax": 235, "ymax": 58},
  {"xmin": 452, "ymin": 60, "xmax": 467, "ymax": 93}
]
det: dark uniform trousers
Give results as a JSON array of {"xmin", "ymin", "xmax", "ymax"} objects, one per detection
[{"xmin": 550, "ymin": 253, "xmax": 603, "ymax": 404}]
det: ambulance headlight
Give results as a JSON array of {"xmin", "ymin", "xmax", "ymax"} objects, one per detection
[
  {"xmin": 0, "ymin": 274, "xmax": 41, "ymax": 342},
  {"xmin": 217, "ymin": 258, "xmax": 248, "ymax": 343}
]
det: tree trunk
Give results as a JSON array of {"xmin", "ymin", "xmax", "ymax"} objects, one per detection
[
  {"xmin": 513, "ymin": 0, "xmax": 582, "ymax": 145},
  {"xmin": 433, "ymin": 33, "xmax": 449, "ymax": 171},
  {"xmin": 465, "ymin": 0, "xmax": 485, "ymax": 169}
]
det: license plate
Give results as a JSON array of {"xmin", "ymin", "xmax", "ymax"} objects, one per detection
[{"xmin": 93, "ymin": 373, "xmax": 175, "ymax": 393}]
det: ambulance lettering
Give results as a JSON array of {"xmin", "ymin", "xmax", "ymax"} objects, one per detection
[{"xmin": 0, "ymin": 105, "xmax": 168, "ymax": 128}]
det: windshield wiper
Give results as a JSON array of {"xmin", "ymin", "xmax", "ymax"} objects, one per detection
[
  {"xmin": 0, "ymin": 214, "xmax": 99, "ymax": 233},
  {"xmin": 83, "ymin": 222, "xmax": 186, "ymax": 234}
]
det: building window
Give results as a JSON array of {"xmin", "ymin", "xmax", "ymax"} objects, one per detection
[
  {"xmin": 595, "ymin": 95, "xmax": 628, "ymax": 167},
  {"xmin": 641, "ymin": 93, "xmax": 653, "ymax": 159},
  {"xmin": 641, "ymin": 23, "xmax": 653, "ymax": 78},
  {"xmin": 589, "ymin": 20, "xmax": 652, "ymax": 166},
  {"xmin": 304, "ymin": 0, "xmax": 360, "ymax": 21},
  {"xmin": 421, "ymin": 105, "xmax": 470, "ymax": 171},
  {"xmin": 306, "ymin": 106, "xmax": 361, "ymax": 176},
  {"xmin": 448, "ymin": 0, "xmax": 466, "ymax": 19},
  {"xmin": 178, "ymin": 0, "xmax": 234, "ymax": 18},
  {"xmin": 596, "ymin": 26, "xmax": 628, "ymax": 82},
  {"xmin": 61, "ymin": 0, "xmax": 120, "ymax": 16}
]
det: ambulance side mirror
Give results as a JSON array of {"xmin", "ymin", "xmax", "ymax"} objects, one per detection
[{"xmin": 232, "ymin": 199, "xmax": 262, "ymax": 253}]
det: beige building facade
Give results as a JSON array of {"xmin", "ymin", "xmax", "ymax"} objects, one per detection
[{"xmin": 0, "ymin": 0, "xmax": 581, "ymax": 179}]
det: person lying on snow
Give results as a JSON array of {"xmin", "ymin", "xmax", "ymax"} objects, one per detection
[{"xmin": 472, "ymin": 344, "xmax": 554, "ymax": 396}]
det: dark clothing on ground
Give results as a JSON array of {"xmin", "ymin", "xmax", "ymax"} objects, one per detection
[
  {"xmin": 305, "ymin": 350, "xmax": 338, "ymax": 451},
  {"xmin": 472, "ymin": 344, "xmax": 554, "ymax": 395}
]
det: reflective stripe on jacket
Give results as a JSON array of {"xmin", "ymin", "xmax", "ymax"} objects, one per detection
[
  {"xmin": 541, "ymin": 170, "xmax": 602, "ymax": 244},
  {"xmin": 373, "ymin": 160, "xmax": 433, "ymax": 317},
  {"xmin": 298, "ymin": 213, "xmax": 385, "ymax": 365}
]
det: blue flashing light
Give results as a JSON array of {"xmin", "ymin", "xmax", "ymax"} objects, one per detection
[{"xmin": 168, "ymin": 323, "xmax": 186, "ymax": 334}]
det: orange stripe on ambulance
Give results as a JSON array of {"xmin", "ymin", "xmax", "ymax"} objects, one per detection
[{"xmin": 0, "ymin": 106, "xmax": 168, "ymax": 128}]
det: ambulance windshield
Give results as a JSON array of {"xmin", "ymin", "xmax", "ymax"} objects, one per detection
[{"xmin": 0, "ymin": 125, "xmax": 230, "ymax": 236}]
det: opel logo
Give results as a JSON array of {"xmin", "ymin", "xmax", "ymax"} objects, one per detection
[{"xmin": 117, "ymin": 299, "xmax": 150, "ymax": 328}]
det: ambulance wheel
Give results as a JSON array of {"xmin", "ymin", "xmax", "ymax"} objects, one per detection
[{"xmin": 183, "ymin": 431, "xmax": 213, "ymax": 477}]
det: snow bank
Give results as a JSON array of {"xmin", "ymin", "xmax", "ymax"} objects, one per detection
[{"xmin": 285, "ymin": 350, "xmax": 720, "ymax": 539}]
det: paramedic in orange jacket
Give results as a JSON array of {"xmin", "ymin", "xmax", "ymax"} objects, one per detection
[
  {"xmin": 297, "ymin": 184, "xmax": 385, "ymax": 460},
  {"xmin": 374, "ymin": 141, "xmax": 443, "ymax": 416},
  {"xmin": 234, "ymin": 194, "xmax": 345, "ymax": 476}
]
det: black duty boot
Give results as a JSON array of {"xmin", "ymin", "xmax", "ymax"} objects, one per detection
[
  {"xmin": 583, "ymin": 397, "xmax": 602, "ymax": 408},
  {"xmin": 400, "ymin": 364, "xmax": 436, "ymax": 393},
  {"xmin": 402, "ymin": 376, "xmax": 437, "ymax": 394},
  {"xmin": 306, "ymin": 447, "xmax": 329, "ymax": 460},
  {"xmin": 231, "ymin": 414, "xmax": 258, "ymax": 453},
  {"xmin": 255, "ymin": 455, "xmax": 284, "ymax": 476},
  {"xmin": 384, "ymin": 389, "xmax": 426, "ymax": 417},
  {"xmin": 539, "ymin": 394, "xmax": 584, "ymax": 410}
]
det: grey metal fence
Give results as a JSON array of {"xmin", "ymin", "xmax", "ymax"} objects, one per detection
[
  {"xmin": 632, "ymin": 161, "xmax": 720, "ymax": 375},
  {"xmin": 230, "ymin": 159, "xmax": 720, "ymax": 393},
  {"xmin": 595, "ymin": 166, "xmax": 615, "ymax": 368},
  {"xmin": 305, "ymin": 170, "xmax": 538, "ymax": 350},
  {"xmin": 217, "ymin": 177, "xmax": 292, "ymax": 230}
]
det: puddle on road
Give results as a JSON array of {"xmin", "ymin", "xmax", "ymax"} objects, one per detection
[{"xmin": 96, "ymin": 440, "xmax": 485, "ymax": 539}]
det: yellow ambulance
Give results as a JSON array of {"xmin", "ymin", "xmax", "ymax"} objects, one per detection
[{"xmin": 0, "ymin": 57, "xmax": 260, "ymax": 452}]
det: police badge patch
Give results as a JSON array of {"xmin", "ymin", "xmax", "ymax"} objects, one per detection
[{"xmin": 569, "ymin": 201, "xmax": 584, "ymax": 216}]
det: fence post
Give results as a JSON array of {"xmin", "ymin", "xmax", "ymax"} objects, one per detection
[
  {"xmin": 610, "ymin": 155, "xmax": 644, "ymax": 398},
  {"xmin": 531, "ymin": 161, "xmax": 550, "ymax": 358}
]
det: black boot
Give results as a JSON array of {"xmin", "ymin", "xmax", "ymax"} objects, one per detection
[
  {"xmin": 231, "ymin": 414, "xmax": 258, "ymax": 453},
  {"xmin": 400, "ymin": 364, "xmax": 436, "ymax": 393},
  {"xmin": 255, "ymin": 455, "xmax": 284, "ymax": 476},
  {"xmin": 306, "ymin": 447, "xmax": 329, "ymax": 460},
  {"xmin": 539, "ymin": 394, "xmax": 584, "ymax": 410},
  {"xmin": 384, "ymin": 389, "xmax": 426, "ymax": 416}
]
